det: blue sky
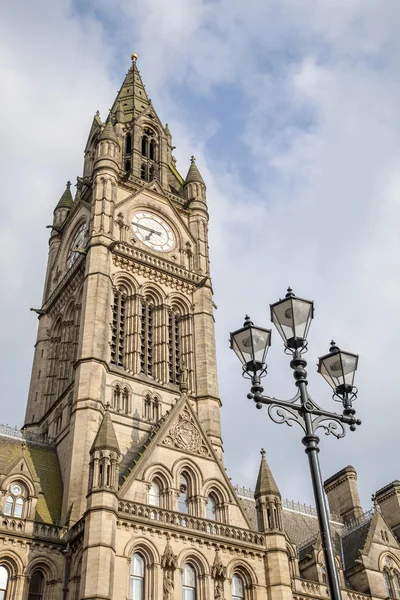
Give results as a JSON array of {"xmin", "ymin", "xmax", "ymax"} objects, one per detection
[{"xmin": 2, "ymin": 0, "xmax": 400, "ymax": 510}]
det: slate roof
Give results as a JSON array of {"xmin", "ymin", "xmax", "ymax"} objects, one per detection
[
  {"xmin": 91, "ymin": 409, "xmax": 120, "ymax": 453},
  {"xmin": 54, "ymin": 181, "xmax": 73, "ymax": 212},
  {"xmin": 0, "ymin": 434, "xmax": 63, "ymax": 524},
  {"xmin": 341, "ymin": 518, "xmax": 373, "ymax": 570},
  {"xmin": 184, "ymin": 156, "xmax": 205, "ymax": 186},
  {"xmin": 254, "ymin": 451, "xmax": 281, "ymax": 499}
]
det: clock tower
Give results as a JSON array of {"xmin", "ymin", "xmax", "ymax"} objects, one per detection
[{"xmin": 24, "ymin": 54, "xmax": 223, "ymax": 523}]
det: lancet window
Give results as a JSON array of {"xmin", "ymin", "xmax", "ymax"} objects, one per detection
[
  {"xmin": 232, "ymin": 574, "xmax": 244, "ymax": 600},
  {"xmin": 140, "ymin": 298, "xmax": 154, "ymax": 376},
  {"xmin": 168, "ymin": 310, "xmax": 181, "ymax": 385},
  {"xmin": 384, "ymin": 568, "xmax": 400, "ymax": 599},
  {"xmin": 206, "ymin": 495, "xmax": 217, "ymax": 520},
  {"xmin": 111, "ymin": 288, "xmax": 126, "ymax": 367},
  {"xmin": 140, "ymin": 127, "xmax": 158, "ymax": 182},
  {"xmin": 130, "ymin": 553, "xmax": 145, "ymax": 600},
  {"xmin": 0, "ymin": 566, "xmax": 9, "ymax": 600},
  {"xmin": 28, "ymin": 570, "xmax": 45, "ymax": 600},
  {"xmin": 148, "ymin": 480, "xmax": 161, "ymax": 507},
  {"xmin": 178, "ymin": 473, "xmax": 190, "ymax": 514},
  {"xmin": 112, "ymin": 385, "xmax": 130, "ymax": 414},
  {"xmin": 182, "ymin": 564, "xmax": 196, "ymax": 600},
  {"xmin": 143, "ymin": 394, "xmax": 160, "ymax": 422}
]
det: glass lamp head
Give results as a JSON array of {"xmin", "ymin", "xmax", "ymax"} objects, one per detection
[
  {"xmin": 230, "ymin": 316, "xmax": 271, "ymax": 374},
  {"xmin": 270, "ymin": 288, "xmax": 314, "ymax": 349},
  {"xmin": 318, "ymin": 341, "xmax": 358, "ymax": 396}
]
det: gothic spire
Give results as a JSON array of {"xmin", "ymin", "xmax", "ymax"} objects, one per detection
[
  {"xmin": 54, "ymin": 181, "xmax": 73, "ymax": 212},
  {"xmin": 254, "ymin": 448, "xmax": 280, "ymax": 499},
  {"xmin": 91, "ymin": 406, "xmax": 120, "ymax": 454},
  {"xmin": 109, "ymin": 54, "xmax": 151, "ymax": 124},
  {"xmin": 184, "ymin": 156, "xmax": 206, "ymax": 187}
]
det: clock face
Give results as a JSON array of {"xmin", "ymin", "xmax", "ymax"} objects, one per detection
[
  {"xmin": 131, "ymin": 211, "xmax": 176, "ymax": 252},
  {"xmin": 67, "ymin": 223, "xmax": 87, "ymax": 269}
]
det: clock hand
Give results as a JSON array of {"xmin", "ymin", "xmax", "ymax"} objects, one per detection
[
  {"xmin": 134, "ymin": 222, "xmax": 162, "ymax": 236},
  {"xmin": 145, "ymin": 232, "xmax": 154, "ymax": 241}
]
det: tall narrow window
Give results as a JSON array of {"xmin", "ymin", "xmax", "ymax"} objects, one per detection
[
  {"xmin": 130, "ymin": 553, "xmax": 145, "ymax": 600},
  {"xmin": 148, "ymin": 480, "xmax": 160, "ymax": 507},
  {"xmin": 141, "ymin": 163, "xmax": 148, "ymax": 181},
  {"xmin": 384, "ymin": 570, "xmax": 392, "ymax": 597},
  {"xmin": 141, "ymin": 136, "xmax": 148, "ymax": 157},
  {"xmin": 74, "ymin": 559, "xmax": 82, "ymax": 600},
  {"xmin": 321, "ymin": 566, "xmax": 327, "ymax": 585},
  {"xmin": 140, "ymin": 300, "xmax": 153, "ymax": 377},
  {"xmin": 113, "ymin": 385, "xmax": 121, "ymax": 410},
  {"xmin": 149, "ymin": 139, "xmax": 156, "ymax": 161},
  {"xmin": 394, "ymin": 572, "xmax": 400, "ymax": 599},
  {"xmin": 178, "ymin": 474, "xmax": 189, "ymax": 514},
  {"xmin": 182, "ymin": 564, "xmax": 196, "ymax": 600},
  {"xmin": 232, "ymin": 574, "xmax": 244, "ymax": 600},
  {"xmin": 206, "ymin": 495, "xmax": 217, "ymax": 521},
  {"xmin": 126, "ymin": 133, "xmax": 132, "ymax": 154},
  {"xmin": 0, "ymin": 566, "xmax": 9, "ymax": 600},
  {"xmin": 28, "ymin": 571, "xmax": 44, "ymax": 600},
  {"xmin": 111, "ymin": 290, "xmax": 125, "ymax": 367},
  {"xmin": 122, "ymin": 387, "xmax": 129, "ymax": 414},
  {"xmin": 168, "ymin": 311, "xmax": 180, "ymax": 385}
]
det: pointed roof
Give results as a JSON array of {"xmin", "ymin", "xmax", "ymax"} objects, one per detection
[
  {"xmin": 98, "ymin": 120, "xmax": 119, "ymax": 144},
  {"xmin": 184, "ymin": 156, "xmax": 206, "ymax": 186},
  {"xmin": 254, "ymin": 449, "xmax": 280, "ymax": 499},
  {"xmin": 91, "ymin": 407, "xmax": 120, "ymax": 453},
  {"xmin": 109, "ymin": 54, "xmax": 152, "ymax": 124},
  {"xmin": 54, "ymin": 181, "xmax": 73, "ymax": 212}
]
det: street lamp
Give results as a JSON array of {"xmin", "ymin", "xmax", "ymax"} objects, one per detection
[{"xmin": 230, "ymin": 288, "xmax": 361, "ymax": 600}]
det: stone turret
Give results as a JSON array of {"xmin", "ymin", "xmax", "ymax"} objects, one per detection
[
  {"xmin": 53, "ymin": 181, "xmax": 73, "ymax": 229},
  {"xmin": 89, "ymin": 406, "xmax": 120, "ymax": 491},
  {"xmin": 375, "ymin": 480, "xmax": 400, "ymax": 541},
  {"xmin": 184, "ymin": 155, "xmax": 206, "ymax": 204},
  {"xmin": 255, "ymin": 448, "xmax": 282, "ymax": 532}
]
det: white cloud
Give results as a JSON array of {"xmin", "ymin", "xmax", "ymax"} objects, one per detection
[{"xmin": 2, "ymin": 0, "xmax": 400, "ymax": 509}]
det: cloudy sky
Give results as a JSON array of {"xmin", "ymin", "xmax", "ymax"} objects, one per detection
[{"xmin": 2, "ymin": 0, "xmax": 400, "ymax": 510}]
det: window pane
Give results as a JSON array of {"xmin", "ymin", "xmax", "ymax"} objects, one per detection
[
  {"xmin": 232, "ymin": 574, "xmax": 244, "ymax": 599},
  {"xmin": 4, "ymin": 497, "xmax": 13, "ymax": 516},
  {"xmin": 14, "ymin": 498, "xmax": 24, "ymax": 518},
  {"xmin": 28, "ymin": 571, "xmax": 44, "ymax": 600},
  {"xmin": 131, "ymin": 553, "xmax": 145, "ymax": 577},
  {"xmin": 130, "ymin": 576, "xmax": 144, "ymax": 600},
  {"xmin": 384, "ymin": 571, "xmax": 392, "ymax": 597},
  {"xmin": 394, "ymin": 572, "xmax": 400, "ymax": 599},
  {"xmin": 0, "ymin": 566, "xmax": 8, "ymax": 591},
  {"xmin": 149, "ymin": 481, "xmax": 160, "ymax": 506},
  {"xmin": 183, "ymin": 564, "xmax": 195, "ymax": 587},
  {"xmin": 206, "ymin": 496, "xmax": 216, "ymax": 520}
]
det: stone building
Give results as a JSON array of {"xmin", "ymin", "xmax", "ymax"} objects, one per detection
[{"xmin": 0, "ymin": 55, "xmax": 399, "ymax": 600}]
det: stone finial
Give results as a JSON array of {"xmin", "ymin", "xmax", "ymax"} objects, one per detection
[
  {"xmin": 161, "ymin": 538, "xmax": 178, "ymax": 570},
  {"xmin": 254, "ymin": 448, "xmax": 280, "ymax": 499},
  {"xmin": 260, "ymin": 448, "xmax": 266, "ymax": 457}
]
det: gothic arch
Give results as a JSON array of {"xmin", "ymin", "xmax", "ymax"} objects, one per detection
[
  {"xmin": 2, "ymin": 473, "xmax": 37, "ymax": 499},
  {"xmin": 178, "ymin": 548, "xmax": 210, "ymax": 575},
  {"xmin": 227, "ymin": 559, "xmax": 258, "ymax": 586},
  {"xmin": 142, "ymin": 463, "xmax": 173, "ymax": 489},
  {"xmin": 166, "ymin": 293, "xmax": 192, "ymax": 314},
  {"xmin": 61, "ymin": 215, "xmax": 87, "ymax": 267},
  {"xmin": 112, "ymin": 272, "xmax": 138, "ymax": 296},
  {"xmin": 203, "ymin": 480, "xmax": 230, "ymax": 504},
  {"xmin": 25, "ymin": 555, "xmax": 59, "ymax": 581},
  {"xmin": 124, "ymin": 537, "xmax": 160, "ymax": 566},
  {"xmin": 379, "ymin": 552, "xmax": 400, "ymax": 571},
  {"xmin": 140, "ymin": 283, "xmax": 165, "ymax": 306},
  {"xmin": 172, "ymin": 457, "xmax": 203, "ymax": 495},
  {"xmin": 0, "ymin": 550, "xmax": 24, "ymax": 576}
]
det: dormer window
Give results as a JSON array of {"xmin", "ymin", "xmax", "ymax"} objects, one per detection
[{"xmin": 4, "ymin": 483, "xmax": 26, "ymax": 518}]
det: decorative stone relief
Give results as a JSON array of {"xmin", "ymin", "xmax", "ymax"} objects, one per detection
[
  {"xmin": 211, "ymin": 549, "xmax": 227, "ymax": 600},
  {"xmin": 162, "ymin": 537, "xmax": 178, "ymax": 600},
  {"xmin": 163, "ymin": 408, "xmax": 211, "ymax": 457}
]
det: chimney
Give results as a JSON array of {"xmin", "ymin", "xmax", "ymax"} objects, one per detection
[
  {"xmin": 375, "ymin": 481, "xmax": 400, "ymax": 541},
  {"xmin": 324, "ymin": 465, "xmax": 363, "ymax": 523}
]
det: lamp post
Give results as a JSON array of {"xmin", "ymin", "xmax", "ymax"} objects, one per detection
[{"xmin": 230, "ymin": 288, "xmax": 361, "ymax": 600}]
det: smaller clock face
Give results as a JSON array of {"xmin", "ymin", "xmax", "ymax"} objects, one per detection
[
  {"xmin": 67, "ymin": 223, "xmax": 87, "ymax": 269},
  {"xmin": 131, "ymin": 211, "xmax": 176, "ymax": 252}
]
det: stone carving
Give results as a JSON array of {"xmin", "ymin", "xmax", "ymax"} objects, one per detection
[
  {"xmin": 212, "ymin": 549, "xmax": 227, "ymax": 600},
  {"xmin": 162, "ymin": 408, "xmax": 211, "ymax": 457},
  {"xmin": 162, "ymin": 537, "xmax": 177, "ymax": 600}
]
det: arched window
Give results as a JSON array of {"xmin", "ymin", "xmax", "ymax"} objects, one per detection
[
  {"xmin": 384, "ymin": 570, "xmax": 392, "ymax": 597},
  {"xmin": 141, "ymin": 135, "xmax": 148, "ymax": 157},
  {"xmin": 74, "ymin": 558, "xmax": 82, "ymax": 600},
  {"xmin": 111, "ymin": 289, "xmax": 126, "ymax": 367},
  {"xmin": 113, "ymin": 385, "xmax": 121, "ymax": 410},
  {"xmin": 178, "ymin": 473, "xmax": 189, "ymax": 514},
  {"xmin": 149, "ymin": 139, "xmax": 156, "ymax": 161},
  {"xmin": 28, "ymin": 570, "xmax": 44, "ymax": 600},
  {"xmin": 0, "ymin": 566, "xmax": 9, "ymax": 600},
  {"xmin": 122, "ymin": 387, "xmax": 129, "ymax": 414},
  {"xmin": 168, "ymin": 311, "xmax": 181, "ymax": 385},
  {"xmin": 182, "ymin": 564, "xmax": 196, "ymax": 600},
  {"xmin": 148, "ymin": 480, "xmax": 160, "ymax": 507},
  {"xmin": 321, "ymin": 565, "xmax": 327, "ymax": 585},
  {"xmin": 126, "ymin": 134, "xmax": 132, "ymax": 154},
  {"xmin": 141, "ymin": 163, "xmax": 148, "ymax": 181},
  {"xmin": 394, "ymin": 572, "xmax": 400, "ymax": 599},
  {"xmin": 130, "ymin": 553, "xmax": 145, "ymax": 600},
  {"xmin": 206, "ymin": 495, "xmax": 217, "ymax": 520},
  {"xmin": 140, "ymin": 299, "xmax": 153, "ymax": 376},
  {"xmin": 4, "ymin": 483, "xmax": 26, "ymax": 518},
  {"xmin": 125, "ymin": 160, "xmax": 131, "ymax": 172},
  {"xmin": 232, "ymin": 574, "xmax": 244, "ymax": 600}
]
